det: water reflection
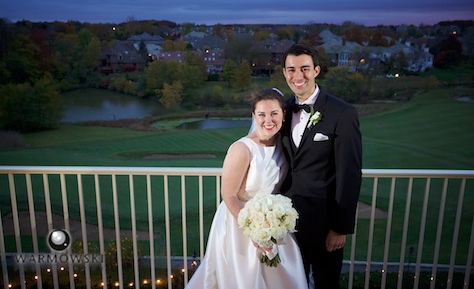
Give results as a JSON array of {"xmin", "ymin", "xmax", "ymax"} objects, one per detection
[
  {"xmin": 60, "ymin": 88, "xmax": 157, "ymax": 122},
  {"xmin": 177, "ymin": 119, "xmax": 251, "ymax": 130}
]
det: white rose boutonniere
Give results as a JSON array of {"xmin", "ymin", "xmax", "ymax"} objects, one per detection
[{"xmin": 307, "ymin": 108, "xmax": 322, "ymax": 129}]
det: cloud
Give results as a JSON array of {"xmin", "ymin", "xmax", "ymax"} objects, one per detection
[{"xmin": 1, "ymin": 0, "xmax": 473, "ymax": 25}]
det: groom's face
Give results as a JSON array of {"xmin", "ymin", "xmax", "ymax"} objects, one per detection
[{"xmin": 283, "ymin": 54, "xmax": 320, "ymax": 103}]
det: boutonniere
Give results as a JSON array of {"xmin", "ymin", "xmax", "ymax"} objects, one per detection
[{"xmin": 307, "ymin": 108, "xmax": 322, "ymax": 129}]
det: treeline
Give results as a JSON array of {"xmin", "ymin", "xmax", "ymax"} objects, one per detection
[{"xmin": 0, "ymin": 18, "xmax": 471, "ymax": 132}]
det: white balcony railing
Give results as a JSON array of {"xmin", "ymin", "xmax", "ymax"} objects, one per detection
[{"xmin": 0, "ymin": 166, "xmax": 473, "ymax": 289}]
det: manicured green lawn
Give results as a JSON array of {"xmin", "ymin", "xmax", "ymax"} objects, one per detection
[{"xmin": 361, "ymin": 87, "xmax": 474, "ymax": 169}]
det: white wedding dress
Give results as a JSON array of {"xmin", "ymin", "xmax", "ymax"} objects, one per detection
[{"xmin": 185, "ymin": 136, "xmax": 309, "ymax": 289}]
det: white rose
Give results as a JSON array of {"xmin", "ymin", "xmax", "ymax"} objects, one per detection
[{"xmin": 254, "ymin": 211, "xmax": 266, "ymax": 224}]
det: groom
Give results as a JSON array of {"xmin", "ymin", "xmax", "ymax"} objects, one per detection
[{"xmin": 280, "ymin": 43, "xmax": 362, "ymax": 289}]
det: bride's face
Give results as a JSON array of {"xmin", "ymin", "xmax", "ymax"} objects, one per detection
[{"xmin": 253, "ymin": 99, "xmax": 284, "ymax": 141}]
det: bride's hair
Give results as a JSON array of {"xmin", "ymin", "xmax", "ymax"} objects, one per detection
[{"xmin": 247, "ymin": 88, "xmax": 285, "ymax": 113}]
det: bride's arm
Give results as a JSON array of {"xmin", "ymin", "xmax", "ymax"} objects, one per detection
[{"xmin": 221, "ymin": 141, "xmax": 250, "ymax": 220}]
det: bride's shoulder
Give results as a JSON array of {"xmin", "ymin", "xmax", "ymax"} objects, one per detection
[{"xmin": 228, "ymin": 138, "xmax": 251, "ymax": 154}]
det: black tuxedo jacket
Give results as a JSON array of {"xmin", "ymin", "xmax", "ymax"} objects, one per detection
[{"xmin": 281, "ymin": 88, "xmax": 362, "ymax": 236}]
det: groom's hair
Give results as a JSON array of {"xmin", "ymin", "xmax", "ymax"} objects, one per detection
[
  {"xmin": 282, "ymin": 43, "xmax": 320, "ymax": 68},
  {"xmin": 248, "ymin": 88, "xmax": 286, "ymax": 112}
]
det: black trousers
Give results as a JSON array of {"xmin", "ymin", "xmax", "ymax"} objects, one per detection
[{"xmin": 292, "ymin": 195, "xmax": 344, "ymax": 289}]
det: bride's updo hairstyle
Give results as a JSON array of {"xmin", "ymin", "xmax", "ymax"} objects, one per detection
[{"xmin": 248, "ymin": 88, "xmax": 286, "ymax": 113}]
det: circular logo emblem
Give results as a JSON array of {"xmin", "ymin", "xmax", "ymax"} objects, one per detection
[{"xmin": 48, "ymin": 229, "xmax": 71, "ymax": 251}]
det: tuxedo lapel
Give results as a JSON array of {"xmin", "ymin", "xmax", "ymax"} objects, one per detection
[{"xmin": 283, "ymin": 98, "xmax": 297, "ymax": 159}]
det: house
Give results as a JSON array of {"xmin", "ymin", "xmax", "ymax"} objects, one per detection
[
  {"xmin": 157, "ymin": 51, "xmax": 189, "ymax": 63},
  {"xmin": 319, "ymin": 29, "xmax": 363, "ymax": 70},
  {"xmin": 202, "ymin": 50, "xmax": 225, "ymax": 74},
  {"xmin": 193, "ymin": 34, "xmax": 226, "ymax": 52},
  {"xmin": 127, "ymin": 32, "xmax": 165, "ymax": 60},
  {"xmin": 251, "ymin": 39, "xmax": 295, "ymax": 75},
  {"xmin": 157, "ymin": 50, "xmax": 225, "ymax": 74},
  {"xmin": 99, "ymin": 42, "xmax": 147, "ymax": 74},
  {"xmin": 318, "ymin": 29, "xmax": 433, "ymax": 73},
  {"xmin": 182, "ymin": 31, "xmax": 209, "ymax": 48}
]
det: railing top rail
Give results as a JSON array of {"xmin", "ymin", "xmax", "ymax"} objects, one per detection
[
  {"xmin": 0, "ymin": 166, "xmax": 473, "ymax": 178},
  {"xmin": 361, "ymin": 168, "xmax": 474, "ymax": 178},
  {"xmin": 0, "ymin": 165, "xmax": 222, "ymax": 176}
]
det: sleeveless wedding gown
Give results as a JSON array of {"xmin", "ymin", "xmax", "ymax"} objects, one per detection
[{"xmin": 185, "ymin": 137, "xmax": 309, "ymax": 289}]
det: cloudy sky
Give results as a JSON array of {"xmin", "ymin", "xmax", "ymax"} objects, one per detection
[{"xmin": 1, "ymin": 0, "xmax": 473, "ymax": 26}]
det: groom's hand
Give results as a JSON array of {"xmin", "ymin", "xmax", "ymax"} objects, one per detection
[{"xmin": 326, "ymin": 230, "xmax": 346, "ymax": 252}]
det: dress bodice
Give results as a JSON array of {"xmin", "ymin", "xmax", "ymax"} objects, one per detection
[{"xmin": 236, "ymin": 136, "xmax": 287, "ymax": 200}]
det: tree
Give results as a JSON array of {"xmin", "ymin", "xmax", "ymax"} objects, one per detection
[
  {"xmin": 315, "ymin": 47, "xmax": 330, "ymax": 74},
  {"xmin": 0, "ymin": 76, "xmax": 62, "ymax": 132},
  {"xmin": 4, "ymin": 34, "xmax": 42, "ymax": 83},
  {"xmin": 234, "ymin": 60, "xmax": 252, "ymax": 91},
  {"xmin": 369, "ymin": 31, "xmax": 389, "ymax": 47},
  {"xmin": 224, "ymin": 37, "xmax": 256, "ymax": 64},
  {"xmin": 221, "ymin": 59, "xmax": 238, "ymax": 85},
  {"xmin": 73, "ymin": 29, "xmax": 101, "ymax": 76},
  {"xmin": 161, "ymin": 39, "xmax": 174, "ymax": 51},
  {"xmin": 270, "ymin": 65, "xmax": 286, "ymax": 90},
  {"xmin": 138, "ymin": 40, "xmax": 149, "ymax": 60},
  {"xmin": 159, "ymin": 81, "xmax": 183, "ymax": 108},
  {"xmin": 323, "ymin": 66, "xmax": 366, "ymax": 103},
  {"xmin": 144, "ymin": 60, "xmax": 181, "ymax": 95},
  {"xmin": 433, "ymin": 34, "xmax": 463, "ymax": 68}
]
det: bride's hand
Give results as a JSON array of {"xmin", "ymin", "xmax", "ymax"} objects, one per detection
[{"xmin": 252, "ymin": 240, "xmax": 273, "ymax": 253}]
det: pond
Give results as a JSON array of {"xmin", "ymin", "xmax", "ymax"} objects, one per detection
[
  {"xmin": 60, "ymin": 88, "xmax": 158, "ymax": 122},
  {"xmin": 177, "ymin": 119, "xmax": 251, "ymax": 130},
  {"xmin": 60, "ymin": 88, "xmax": 252, "ymax": 130}
]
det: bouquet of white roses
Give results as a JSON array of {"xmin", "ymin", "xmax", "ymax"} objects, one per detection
[{"xmin": 237, "ymin": 194, "xmax": 299, "ymax": 267}]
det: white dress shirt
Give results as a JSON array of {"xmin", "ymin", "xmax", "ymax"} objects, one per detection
[{"xmin": 291, "ymin": 86, "xmax": 320, "ymax": 147}]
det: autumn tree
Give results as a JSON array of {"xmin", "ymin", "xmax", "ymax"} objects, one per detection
[
  {"xmin": 144, "ymin": 60, "xmax": 181, "ymax": 95},
  {"xmin": 0, "ymin": 76, "xmax": 62, "ymax": 132},
  {"xmin": 369, "ymin": 31, "xmax": 389, "ymax": 47},
  {"xmin": 161, "ymin": 39, "xmax": 174, "ymax": 51},
  {"xmin": 224, "ymin": 37, "xmax": 256, "ymax": 64},
  {"xmin": 159, "ymin": 81, "xmax": 183, "ymax": 108},
  {"xmin": 270, "ymin": 65, "xmax": 286, "ymax": 91},
  {"xmin": 181, "ymin": 53, "xmax": 207, "ymax": 95},
  {"xmin": 234, "ymin": 60, "xmax": 252, "ymax": 91},
  {"xmin": 275, "ymin": 25, "xmax": 295, "ymax": 41},
  {"xmin": 74, "ymin": 29, "xmax": 101, "ymax": 71},
  {"xmin": 53, "ymin": 28, "xmax": 101, "ymax": 86},
  {"xmin": 3, "ymin": 34, "xmax": 42, "ymax": 83},
  {"xmin": 433, "ymin": 34, "xmax": 463, "ymax": 68},
  {"xmin": 323, "ymin": 66, "xmax": 366, "ymax": 103},
  {"xmin": 221, "ymin": 59, "xmax": 238, "ymax": 86},
  {"xmin": 301, "ymin": 29, "xmax": 321, "ymax": 47}
]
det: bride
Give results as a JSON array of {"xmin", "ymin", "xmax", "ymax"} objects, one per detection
[{"xmin": 185, "ymin": 88, "xmax": 308, "ymax": 289}]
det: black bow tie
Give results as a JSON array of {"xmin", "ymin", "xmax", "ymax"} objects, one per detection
[{"xmin": 291, "ymin": 104, "xmax": 311, "ymax": 113}]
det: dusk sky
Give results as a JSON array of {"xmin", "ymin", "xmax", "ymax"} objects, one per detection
[{"xmin": 1, "ymin": 0, "xmax": 473, "ymax": 26}]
